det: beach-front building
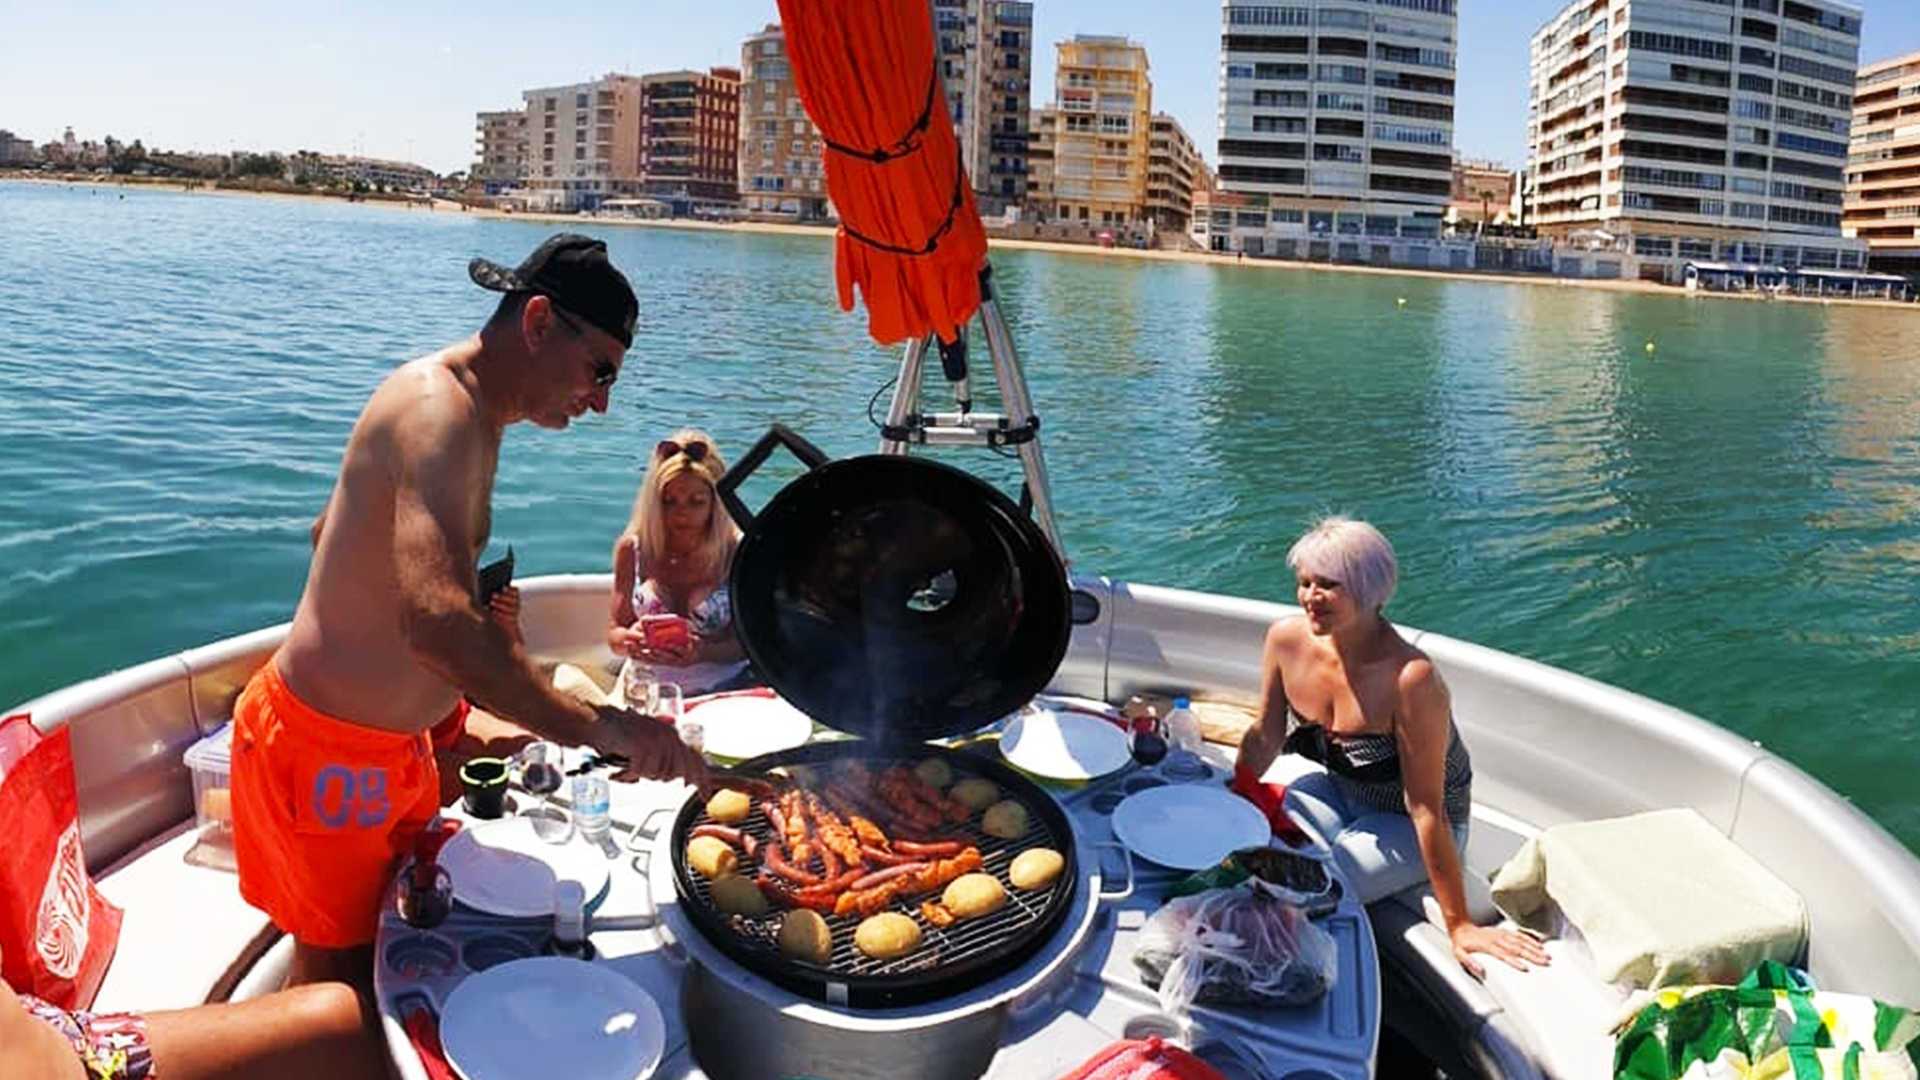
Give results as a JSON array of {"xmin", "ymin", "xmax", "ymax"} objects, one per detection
[
  {"xmin": 1205, "ymin": 0, "xmax": 1462, "ymax": 262},
  {"xmin": 737, "ymin": 25, "xmax": 832, "ymax": 221},
  {"xmin": 0, "ymin": 129, "xmax": 37, "ymax": 166},
  {"xmin": 471, "ymin": 110, "xmax": 529, "ymax": 195},
  {"xmin": 1448, "ymin": 158, "xmax": 1517, "ymax": 227},
  {"xmin": 968, "ymin": 1, "xmax": 1036, "ymax": 216},
  {"xmin": 1026, "ymin": 105, "xmax": 1058, "ymax": 220},
  {"xmin": 639, "ymin": 68, "xmax": 741, "ymax": 213},
  {"xmin": 1844, "ymin": 50, "xmax": 1920, "ymax": 280},
  {"xmin": 1146, "ymin": 112, "xmax": 1206, "ymax": 232},
  {"xmin": 1041, "ymin": 35, "xmax": 1152, "ymax": 229},
  {"xmin": 520, "ymin": 73, "xmax": 645, "ymax": 213},
  {"xmin": 1524, "ymin": 0, "xmax": 1867, "ymax": 282},
  {"xmin": 300, "ymin": 154, "xmax": 438, "ymax": 192}
]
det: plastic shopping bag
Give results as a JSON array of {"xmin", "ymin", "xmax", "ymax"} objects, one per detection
[
  {"xmin": 1134, "ymin": 878, "xmax": 1337, "ymax": 1013},
  {"xmin": 1057, "ymin": 1036, "xmax": 1228, "ymax": 1080},
  {"xmin": 0, "ymin": 713, "xmax": 123, "ymax": 1009},
  {"xmin": 1613, "ymin": 960, "xmax": 1920, "ymax": 1080}
]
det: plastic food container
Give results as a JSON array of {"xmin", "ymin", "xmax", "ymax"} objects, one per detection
[{"xmin": 183, "ymin": 723, "xmax": 235, "ymax": 871}]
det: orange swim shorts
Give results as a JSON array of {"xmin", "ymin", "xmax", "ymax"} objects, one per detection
[{"xmin": 230, "ymin": 662, "xmax": 450, "ymax": 949}]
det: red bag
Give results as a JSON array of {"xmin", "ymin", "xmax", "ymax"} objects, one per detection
[
  {"xmin": 1058, "ymin": 1037, "xmax": 1228, "ymax": 1080},
  {"xmin": 0, "ymin": 714, "xmax": 122, "ymax": 1008}
]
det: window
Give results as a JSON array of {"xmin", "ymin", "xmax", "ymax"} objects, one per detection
[
  {"xmin": 1779, "ymin": 27, "xmax": 1857, "ymax": 60},
  {"xmin": 1317, "ymin": 8, "xmax": 1369, "ymax": 29},
  {"xmin": 1733, "ymin": 99, "xmax": 1773, "ymax": 119},
  {"xmin": 1628, "ymin": 30, "xmax": 1731, "ymax": 62},
  {"xmin": 1316, "ymin": 64, "xmax": 1368, "ymax": 84},
  {"xmin": 1734, "ymin": 125, "xmax": 1770, "ymax": 145},
  {"xmin": 575, "ymin": 93, "xmax": 589, "ymax": 108},
  {"xmin": 1737, "ymin": 73, "xmax": 1775, "ymax": 93},
  {"xmin": 1228, "ymin": 4, "xmax": 1312, "ymax": 25},
  {"xmin": 1777, "ymin": 54, "xmax": 1852, "ymax": 86},
  {"xmin": 1731, "ymin": 201, "xmax": 1768, "ymax": 219},
  {"xmin": 1731, "ymin": 175, "xmax": 1767, "ymax": 193},
  {"xmin": 1254, "ymin": 62, "xmax": 1310, "ymax": 80},
  {"xmin": 1252, "ymin": 115, "xmax": 1308, "ymax": 133},
  {"xmin": 1774, "ymin": 131, "xmax": 1846, "ymax": 157},
  {"xmin": 1315, "ymin": 92, "xmax": 1367, "ymax": 112},
  {"xmin": 1634, "ymin": 235, "xmax": 1676, "ymax": 256},
  {"xmin": 1733, "ymin": 151, "xmax": 1769, "ymax": 170},
  {"xmin": 1776, "ymin": 105, "xmax": 1847, "ymax": 135},
  {"xmin": 1226, "ymin": 64, "xmax": 1255, "ymax": 80},
  {"xmin": 1768, "ymin": 204, "xmax": 1839, "ymax": 228},
  {"xmin": 1739, "ymin": 46, "xmax": 1776, "ymax": 68},
  {"xmin": 1769, "ymin": 180, "xmax": 1841, "ymax": 204},
  {"xmin": 1374, "ymin": 122, "xmax": 1447, "ymax": 145}
]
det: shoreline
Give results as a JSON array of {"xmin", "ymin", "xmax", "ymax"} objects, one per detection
[{"xmin": 9, "ymin": 173, "xmax": 1913, "ymax": 312}]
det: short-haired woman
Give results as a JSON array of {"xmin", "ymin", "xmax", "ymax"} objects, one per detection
[
  {"xmin": 1234, "ymin": 516, "xmax": 1549, "ymax": 978},
  {"xmin": 607, "ymin": 429, "xmax": 751, "ymax": 700}
]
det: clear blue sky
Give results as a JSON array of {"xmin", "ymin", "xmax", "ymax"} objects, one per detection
[{"xmin": 5, "ymin": 1, "xmax": 1916, "ymax": 175}]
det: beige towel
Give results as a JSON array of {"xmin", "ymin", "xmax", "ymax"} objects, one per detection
[{"xmin": 1490, "ymin": 807, "xmax": 1807, "ymax": 989}]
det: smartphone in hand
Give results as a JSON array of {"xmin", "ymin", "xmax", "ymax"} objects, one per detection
[
  {"xmin": 476, "ymin": 546, "xmax": 515, "ymax": 606},
  {"xmin": 639, "ymin": 613, "xmax": 692, "ymax": 652}
]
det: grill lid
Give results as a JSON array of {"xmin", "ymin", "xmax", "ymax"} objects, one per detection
[{"xmin": 718, "ymin": 425, "xmax": 1071, "ymax": 744}]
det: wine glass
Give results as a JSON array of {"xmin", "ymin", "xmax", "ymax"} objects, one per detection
[
  {"xmin": 1128, "ymin": 711, "xmax": 1170, "ymax": 776},
  {"xmin": 515, "ymin": 741, "xmax": 572, "ymax": 844}
]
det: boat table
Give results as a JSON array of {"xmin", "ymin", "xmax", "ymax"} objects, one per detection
[{"xmin": 375, "ymin": 740, "xmax": 1379, "ymax": 1080}]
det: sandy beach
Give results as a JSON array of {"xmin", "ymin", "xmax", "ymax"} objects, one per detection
[{"xmin": 10, "ymin": 172, "xmax": 1913, "ymax": 312}]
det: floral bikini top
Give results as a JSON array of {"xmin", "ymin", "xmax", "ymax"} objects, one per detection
[{"xmin": 632, "ymin": 550, "xmax": 733, "ymax": 637}]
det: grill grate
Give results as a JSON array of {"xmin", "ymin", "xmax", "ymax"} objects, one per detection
[{"xmin": 678, "ymin": 753, "xmax": 1076, "ymax": 987}]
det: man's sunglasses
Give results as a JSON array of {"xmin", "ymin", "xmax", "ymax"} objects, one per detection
[
  {"xmin": 655, "ymin": 439, "xmax": 711, "ymax": 463},
  {"xmin": 550, "ymin": 307, "xmax": 618, "ymax": 389}
]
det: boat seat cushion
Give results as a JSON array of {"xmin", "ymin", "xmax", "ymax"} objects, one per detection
[
  {"xmin": 1490, "ymin": 808, "xmax": 1808, "ymax": 989},
  {"xmin": 91, "ymin": 825, "xmax": 274, "ymax": 1013}
]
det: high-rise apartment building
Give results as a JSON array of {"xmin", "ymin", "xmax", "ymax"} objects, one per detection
[
  {"xmin": 1212, "ymin": 0, "xmax": 1457, "ymax": 254},
  {"xmin": 737, "ymin": 24, "xmax": 832, "ymax": 220},
  {"xmin": 1845, "ymin": 50, "xmax": 1920, "ymax": 278},
  {"xmin": 970, "ymin": 2, "xmax": 1036, "ymax": 212},
  {"xmin": 933, "ymin": 1, "xmax": 1036, "ymax": 215},
  {"xmin": 640, "ymin": 68, "xmax": 741, "ymax": 210},
  {"xmin": 1146, "ymin": 112, "xmax": 1205, "ymax": 230},
  {"xmin": 522, "ymin": 73, "xmax": 645, "ymax": 212},
  {"xmin": 1525, "ymin": 0, "xmax": 1867, "ymax": 280},
  {"xmin": 472, "ymin": 110, "xmax": 529, "ymax": 194},
  {"xmin": 1045, "ymin": 35, "xmax": 1152, "ymax": 226},
  {"xmin": 1027, "ymin": 105, "xmax": 1057, "ymax": 219}
]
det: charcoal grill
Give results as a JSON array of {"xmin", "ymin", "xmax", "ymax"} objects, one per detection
[{"xmin": 668, "ymin": 739, "xmax": 1078, "ymax": 1008}]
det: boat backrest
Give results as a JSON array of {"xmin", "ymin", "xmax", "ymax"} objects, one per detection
[{"xmin": 1098, "ymin": 579, "xmax": 1920, "ymax": 1005}]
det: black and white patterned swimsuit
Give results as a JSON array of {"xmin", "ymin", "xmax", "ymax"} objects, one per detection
[{"xmin": 1282, "ymin": 702, "xmax": 1474, "ymax": 824}]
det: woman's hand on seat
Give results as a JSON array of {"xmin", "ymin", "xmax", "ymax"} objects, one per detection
[{"xmin": 1449, "ymin": 923, "xmax": 1551, "ymax": 979}]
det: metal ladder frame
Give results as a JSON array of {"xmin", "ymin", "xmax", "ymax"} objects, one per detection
[{"xmin": 874, "ymin": 265, "xmax": 1066, "ymax": 564}]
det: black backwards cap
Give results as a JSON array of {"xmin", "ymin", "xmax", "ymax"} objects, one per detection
[{"xmin": 469, "ymin": 234, "xmax": 638, "ymax": 349}]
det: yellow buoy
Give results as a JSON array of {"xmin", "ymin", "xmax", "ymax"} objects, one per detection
[
  {"xmin": 1396, "ymin": 297, "xmax": 1407, "ymax": 307},
  {"xmin": 1644, "ymin": 341, "xmax": 1657, "ymax": 354}
]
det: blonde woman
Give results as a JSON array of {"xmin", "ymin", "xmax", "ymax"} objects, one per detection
[
  {"xmin": 1235, "ymin": 516, "xmax": 1550, "ymax": 979},
  {"xmin": 608, "ymin": 429, "xmax": 749, "ymax": 700}
]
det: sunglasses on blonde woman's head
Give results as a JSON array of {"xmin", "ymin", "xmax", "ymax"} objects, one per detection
[{"xmin": 655, "ymin": 439, "xmax": 710, "ymax": 463}]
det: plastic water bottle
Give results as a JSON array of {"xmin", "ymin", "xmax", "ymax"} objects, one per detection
[
  {"xmin": 571, "ymin": 773, "xmax": 612, "ymax": 844},
  {"xmin": 1166, "ymin": 697, "xmax": 1203, "ymax": 754},
  {"xmin": 1163, "ymin": 697, "xmax": 1208, "ymax": 781}
]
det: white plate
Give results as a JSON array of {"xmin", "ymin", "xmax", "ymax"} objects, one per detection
[
  {"xmin": 442, "ymin": 956, "xmax": 664, "ymax": 1080},
  {"xmin": 684, "ymin": 693, "xmax": 814, "ymax": 760},
  {"xmin": 1110, "ymin": 784, "xmax": 1272, "ymax": 871},
  {"xmin": 438, "ymin": 816, "xmax": 612, "ymax": 918},
  {"xmin": 998, "ymin": 707, "xmax": 1131, "ymax": 782}
]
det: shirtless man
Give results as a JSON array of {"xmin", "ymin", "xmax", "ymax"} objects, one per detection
[{"xmin": 229, "ymin": 234, "xmax": 708, "ymax": 992}]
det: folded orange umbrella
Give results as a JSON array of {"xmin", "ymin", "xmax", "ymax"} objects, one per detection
[{"xmin": 775, "ymin": 0, "xmax": 989, "ymax": 345}]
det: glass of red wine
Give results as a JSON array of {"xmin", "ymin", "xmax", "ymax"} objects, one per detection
[
  {"xmin": 1128, "ymin": 711, "xmax": 1170, "ymax": 774},
  {"xmin": 515, "ymin": 741, "xmax": 572, "ymax": 844}
]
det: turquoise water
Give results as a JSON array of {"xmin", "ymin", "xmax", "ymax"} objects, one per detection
[{"xmin": 4, "ymin": 180, "xmax": 1918, "ymax": 849}]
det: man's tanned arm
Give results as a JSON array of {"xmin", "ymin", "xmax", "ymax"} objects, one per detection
[{"xmin": 388, "ymin": 416, "xmax": 602, "ymax": 745}]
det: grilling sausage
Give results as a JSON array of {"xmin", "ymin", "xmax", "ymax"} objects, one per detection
[
  {"xmin": 690, "ymin": 824, "xmax": 743, "ymax": 846},
  {"xmin": 891, "ymin": 839, "xmax": 964, "ymax": 858},
  {"xmin": 763, "ymin": 838, "xmax": 820, "ymax": 886},
  {"xmin": 848, "ymin": 862, "xmax": 928, "ymax": 891},
  {"xmin": 860, "ymin": 844, "xmax": 917, "ymax": 867}
]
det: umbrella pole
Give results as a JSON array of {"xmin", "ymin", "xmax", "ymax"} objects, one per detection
[{"xmin": 874, "ymin": 266, "xmax": 1067, "ymax": 565}]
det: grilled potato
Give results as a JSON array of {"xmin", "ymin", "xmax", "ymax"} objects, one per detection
[
  {"xmin": 687, "ymin": 835, "xmax": 737, "ymax": 880},
  {"xmin": 710, "ymin": 874, "xmax": 768, "ymax": 916},
  {"xmin": 942, "ymin": 873, "xmax": 1007, "ymax": 919},
  {"xmin": 950, "ymin": 777, "xmax": 1000, "ymax": 811},
  {"xmin": 981, "ymin": 799, "xmax": 1030, "ymax": 840},
  {"xmin": 854, "ymin": 912, "xmax": 923, "ymax": 960},
  {"xmin": 705, "ymin": 788, "xmax": 752, "ymax": 824},
  {"xmin": 779, "ymin": 909, "xmax": 833, "ymax": 965},
  {"xmin": 1009, "ymin": 848, "xmax": 1066, "ymax": 891}
]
